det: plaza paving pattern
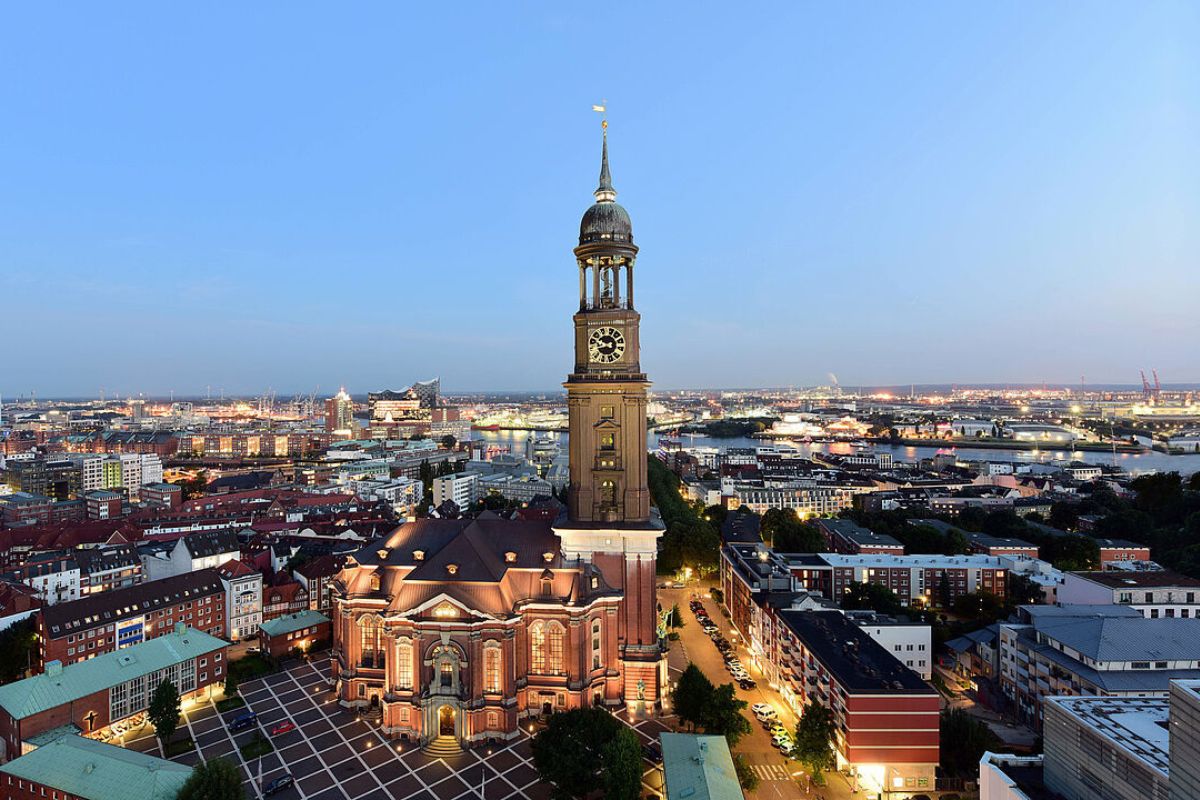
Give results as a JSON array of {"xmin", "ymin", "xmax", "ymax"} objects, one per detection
[{"xmin": 123, "ymin": 658, "xmax": 667, "ymax": 800}]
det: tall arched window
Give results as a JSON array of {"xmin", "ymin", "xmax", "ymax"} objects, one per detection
[
  {"xmin": 396, "ymin": 639, "xmax": 413, "ymax": 690},
  {"xmin": 591, "ymin": 619, "xmax": 602, "ymax": 670},
  {"xmin": 530, "ymin": 622, "xmax": 546, "ymax": 674},
  {"xmin": 359, "ymin": 615, "xmax": 383, "ymax": 668},
  {"xmin": 548, "ymin": 622, "xmax": 565, "ymax": 675},
  {"xmin": 484, "ymin": 644, "xmax": 502, "ymax": 694}
]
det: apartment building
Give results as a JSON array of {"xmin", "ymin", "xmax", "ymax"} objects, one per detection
[
  {"xmin": 38, "ymin": 569, "xmax": 226, "ymax": 665},
  {"xmin": 786, "ymin": 552, "xmax": 1009, "ymax": 608},
  {"xmin": 140, "ymin": 529, "xmax": 242, "ymax": 581},
  {"xmin": 773, "ymin": 610, "xmax": 939, "ymax": 796},
  {"xmin": 432, "ymin": 472, "xmax": 481, "ymax": 510},
  {"xmin": 816, "ymin": 519, "xmax": 904, "ymax": 555},
  {"xmin": 216, "ymin": 559, "xmax": 262, "ymax": 641},
  {"xmin": 1058, "ymin": 570, "xmax": 1200, "ymax": 619},
  {"xmin": 998, "ymin": 604, "xmax": 1200, "ymax": 728},
  {"xmin": 75, "ymin": 544, "xmax": 144, "ymax": 595}
]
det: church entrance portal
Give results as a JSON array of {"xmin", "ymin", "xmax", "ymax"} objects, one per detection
[{"xmin": 438, "ymin": 705, "xmax": 455, "ymax": 737}]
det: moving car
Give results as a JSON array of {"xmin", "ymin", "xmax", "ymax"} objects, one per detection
[
  {"xmin": 263, "ymin": 774, "xmax": 295, "ymax": 796},
  {"xmin": 271, "ymin": 720, "xmax": 296, "ymax": 736}
]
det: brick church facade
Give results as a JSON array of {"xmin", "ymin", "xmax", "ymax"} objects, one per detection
[{"xmin": 330, "ymin": 129, "xmax": 666, "ymax": 748}]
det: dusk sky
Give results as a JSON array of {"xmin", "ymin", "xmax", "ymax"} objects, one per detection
[{"xmin": 3, "ymin": 3, "xmax": 1198, "ymax": 398}]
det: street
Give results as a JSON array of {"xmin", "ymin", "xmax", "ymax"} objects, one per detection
[{"xmin": 659, "ymin": 585, "xmax": 861, "ymax": 800}]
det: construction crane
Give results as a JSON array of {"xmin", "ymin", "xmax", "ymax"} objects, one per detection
[
  {"xmin": 1141, "ymin": 370, "xmax": 1153, "ymax": 401},
  {"xmin": 1153, "ymin": 370, "xmax": 1162, "ymax": 398}
]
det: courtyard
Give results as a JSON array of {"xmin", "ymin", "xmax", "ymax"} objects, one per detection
[{"xmin": 123, "ymin": 657, "xmax": 667, "ymax": 800}]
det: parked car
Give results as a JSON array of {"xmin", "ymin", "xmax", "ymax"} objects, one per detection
[
  {"xmin": 263, "ymin": 774, "xmax": 295, "ymax": 796},
  {"xmin": 271, "ymin": 720, "xmax": 296, "ymax": 736},
  {"xmin": 738, "ymin": 678, "xmax": 757, "ymax": 690},
  {"xmin": 643, "ymin": 743, "xmax": 663, "ymax": 763},
  {"xmin": 751, "ymin": 703, "xmax": 775, "ymax": 718},
  {"xmin": 230, "ymin": 711, "xmax": 258, "ymax": 732}
]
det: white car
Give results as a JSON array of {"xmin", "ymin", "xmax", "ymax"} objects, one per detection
[{"xmin": 751, "ymin": 703, "xmax": 776, "ymax": 719}]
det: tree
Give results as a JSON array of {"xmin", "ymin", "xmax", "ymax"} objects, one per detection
[
  {"xmin": 733, "ymin": 753, "xmax": 760, "ymax": 791},
  {"xmin": 177, "ymin": 758, "xmax": 244, "ymax": 800},
  {"xmin": 951, "ymin": 591, "xmax": 1007, "ymax": 623},
  {"xmin": 223, "ymin": 670, "xmax": 239, "ymax": 698},
  {"xmin": 940, "ymin": 708, "xmax": 1000, "ymax": 777},
  {"xmin": 938, "ymin": 572, "xmax": 953, "ymax": 609},
  {"xmin": 601, "ymin": 727, "xmax": 643, "ymax": 800},
  {"xmin": 672, "ymin": 664, "xmax": 715, "ymax": 730},
  {"xmin": 0, "ymin": 618, "xmax": 38, "ymax": 682},
  {"xmin": 1007, "ymin": 573, "xmax": 1043, "ymax": 607},
  {"xmin": 669, "ymin": 604, "xmax": 684, "ymax": 628},
  {"xmin": 532, "ymin": 707, "xmax": 639, "ymax": 800},
  {"xmin": 148, "ymin": 679, "xmax": 181, "ymax": 742},
  {"xmin": 793, "ymin": 701, "xmax": 836, "ymax": 779},
  {"xmin": 699, "ymin": 683, "xmax": 751, "ymax": 745},
  {"xmin": 841, "ymin": 582, "xmax": 903, "ymax": 615}
]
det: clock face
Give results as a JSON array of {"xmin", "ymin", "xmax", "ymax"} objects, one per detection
[{"xmin": 588, "ymin": 326, "xmax": 626, "ymax": 364}]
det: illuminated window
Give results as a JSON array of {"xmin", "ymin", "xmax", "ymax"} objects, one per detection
[
  {"xmin": 548, "ymin": 622, "xmax": 565, "ymax": 675},
  {"xmin": 440, "ymin": 661, "xmax": 453, "ymax": 687},
  {"xmin": 600, "ymin": 433, "xmax": 615, "ymax": 450},
  {"xmin": 396, "ymin": 640, "xmax": 413, "ymax": 689},
  {"xmin": 600, "ymin": 480, "xmax": 617, "ymax": 506},
  {"xmin": 359, "ymin": 616, "xmax": 383, "ymax": 668},
  {"xmin": 591, "ymin": 619, "xmax": 602, "ymax": 670},
  {"xmin": 530, "ymin": 621, "xmax": 546, "ymax": 673},
  {"xmin": 600, "ymin": 406, "xmax": 614, "ymax": 419},
  {"xmin": 484, "ymin": 645, "xmax": 502, "ymax": 693}
]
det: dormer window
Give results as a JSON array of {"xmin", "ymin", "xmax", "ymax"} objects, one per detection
[
  {"xmin": 446, "ymin": 564, "xmax": 458, "ymax": 575},
  {"xmin": 377, "ymin": 549, "xmax": 390, "ymax": 560},
  {"xmin": 505, "ymin": 552, "xmax": 517, "ymax": 563},
  {"xmin": 413, "ymin": 550, "xmax": 425, "ymax": 561},
  {"xmin": 369, "ymin": 572, "xmax": 381, "ymax": 592},
  {"xmin": 542, "ymin": 552, "xmax": 554, "ymax": 564}
]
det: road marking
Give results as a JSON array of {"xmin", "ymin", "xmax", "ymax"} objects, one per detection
[{"xmin": 750, "ymin": 763, "xmax": 793, "ymax": 781}]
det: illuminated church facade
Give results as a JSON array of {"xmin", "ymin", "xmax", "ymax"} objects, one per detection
[{"xmin": 329, "ymin": 131, "xmax": 665, "ymax": 747}]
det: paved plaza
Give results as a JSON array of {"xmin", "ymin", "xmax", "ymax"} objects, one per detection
[{"xmin": 122, "ymin": 657, "xmax": 666, "ymax": 800}]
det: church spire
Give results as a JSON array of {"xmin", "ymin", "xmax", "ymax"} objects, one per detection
[{"xmin": 594, "ymin": 130, "xmax": 617, "ymax": 203}]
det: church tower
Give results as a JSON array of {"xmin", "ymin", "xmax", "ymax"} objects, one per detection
[{"xmin": 555, "ymin": 128, "xmax": 665, "ymax": 711}]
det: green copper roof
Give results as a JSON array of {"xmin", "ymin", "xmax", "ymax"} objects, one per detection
[
  {"xmin": 660, "ymin": 734, "xmax": 743, "ymax": 800},
  {"xmin": 0, "ymin": 735, "xmax": 192, "ymax": 800},
  {"xmin": 259, "ymin": 609, "xmax": 330, "ymax": 637},
  {"xmin": 0, "ymin": 626, "xmax": 225, "ymax": 721}
]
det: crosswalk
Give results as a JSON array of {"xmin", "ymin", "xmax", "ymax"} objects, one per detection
[{"xmin": 748, "ymin": 763, "xmax": 794, "ymax": 781}]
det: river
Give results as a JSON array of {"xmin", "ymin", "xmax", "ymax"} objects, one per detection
[{"xmin": 471, "ymin": 430, "xmax": 1200, "ymax": 476}]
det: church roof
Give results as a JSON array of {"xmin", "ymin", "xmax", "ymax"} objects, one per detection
[{"xmin": 335, "ymin": 518, "xmax": 613, "ymax": 618}]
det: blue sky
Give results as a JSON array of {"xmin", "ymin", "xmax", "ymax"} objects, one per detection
[{"xmin": 2, "ymin": 3, "xmax": 1197, "ymax": 397}]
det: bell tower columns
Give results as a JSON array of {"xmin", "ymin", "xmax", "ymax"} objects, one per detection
[{"xmin": 554, "ymin": 128, "xmax": 665, "ymax": 713}]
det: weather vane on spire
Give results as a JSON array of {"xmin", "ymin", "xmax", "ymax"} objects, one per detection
[{"xmin": 592, "ymin": 100, "xmax": 607, "ymax": 131}]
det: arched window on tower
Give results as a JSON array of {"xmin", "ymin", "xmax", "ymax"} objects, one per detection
[
  {"xmin": 591, "ymin": 619, "xmax": 602, "ymax": 670},
  {"xmin": 530, "ymin": 622, "xmax": 546, "ymax": 674},
  {"xmin": 484, "ymin": 643, "xmax": 502, "ymax": 694},
  {"xmin": 396, "ymin": 639, "xmax": 413, "ymax": 690},
  {"xmin": 358, "ymin": 615, "xmax": 383, "ymax": 669},
  {"xmin": 548, "ymin": 622, "xmax": 565, "ymax": 675}
]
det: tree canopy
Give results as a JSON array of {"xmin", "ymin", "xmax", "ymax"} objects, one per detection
[
  {"xmin": 671, "ymin": 663, "xmax": 751, "ymax": 745},
  {"xmin": 793, "ymin": 701, "xmax": 837, "ymax": 778},
  {"xmin": 940, "ymin": 708, "xmax": 1000, "ymax": 777},
  {"xmin": 649, "ymin": 458, "xmax": 721, "ymax": 575},
  {"xmin": 177, "ymin": 758, "xmax": 244, "ymax": 800},
  {"xmin": 531, "ymin": 707, "xmax": 641, "ymax": 800},
  {"xmin": 840, "ymin": 582, "xmax": 904, "ymax": 615},
  {"xmin": 148, "ymin": 679, "xmax": 181, "ymax": 742}
]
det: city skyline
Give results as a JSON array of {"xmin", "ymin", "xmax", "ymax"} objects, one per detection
[{"xmin": 3, "ymin": 3, "xmax": 1198, "ymax": 397}]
